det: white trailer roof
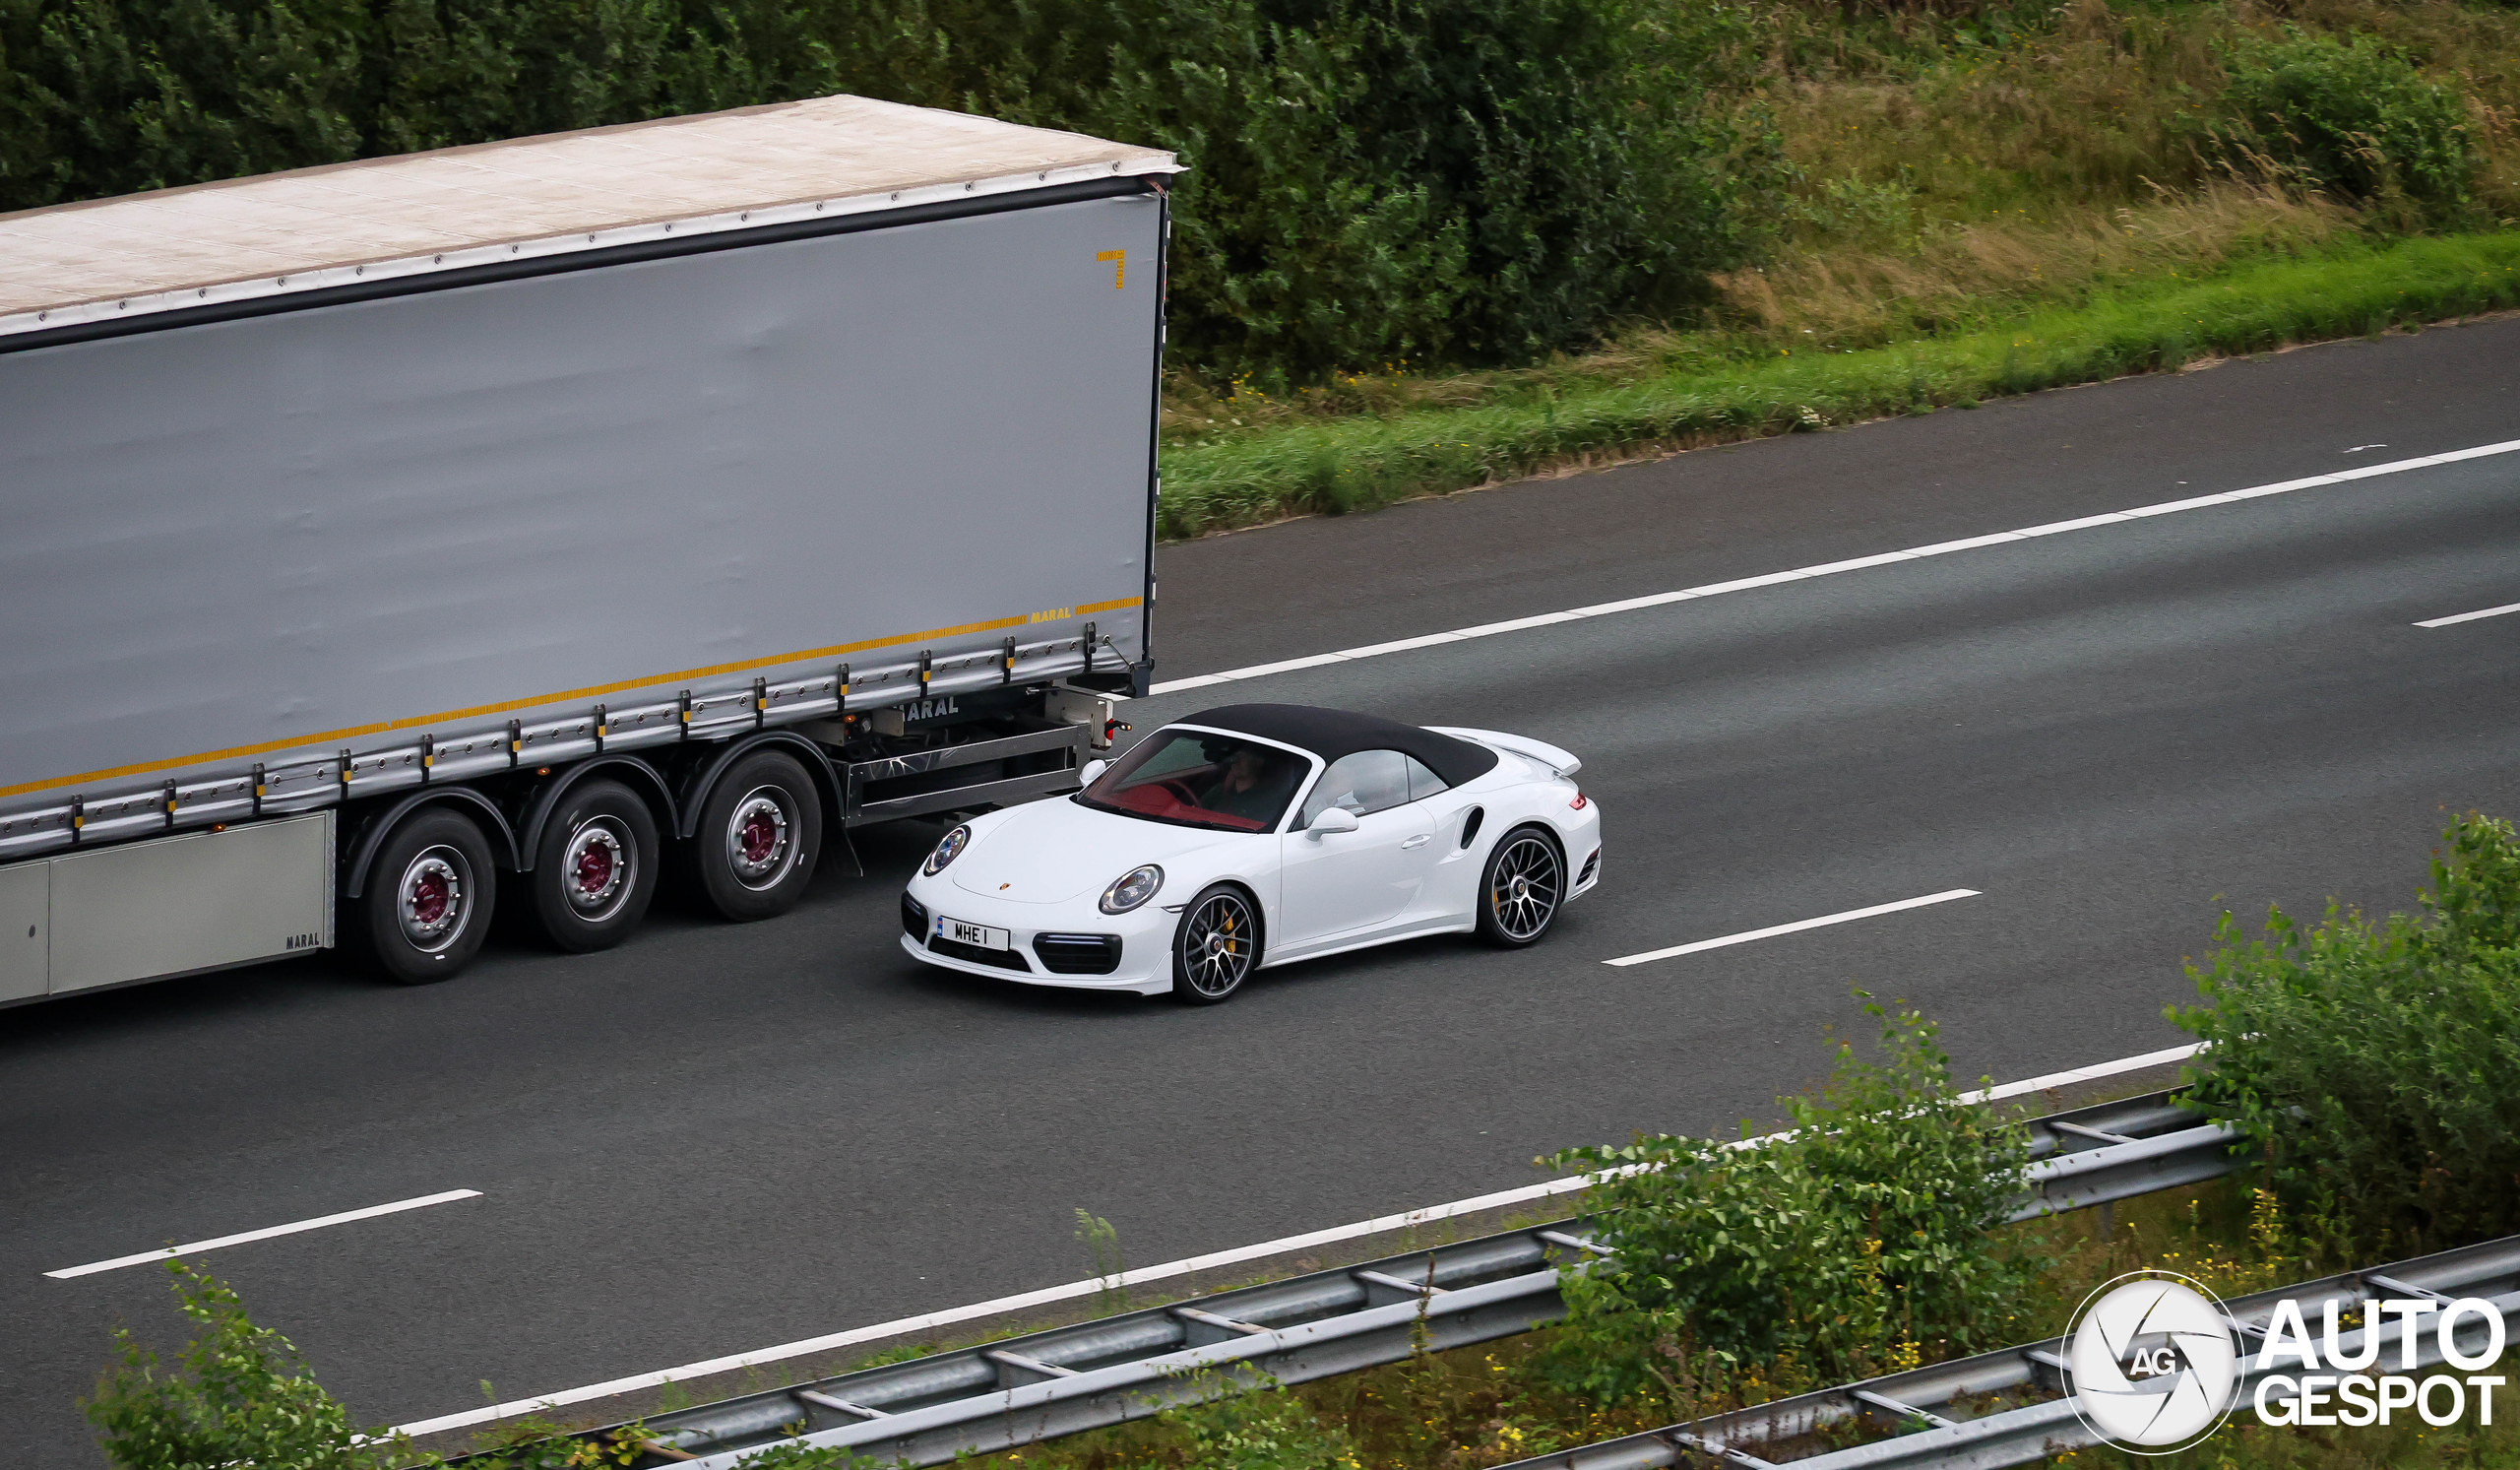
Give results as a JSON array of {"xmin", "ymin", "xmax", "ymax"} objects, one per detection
[{"xmin": 0, "ymin": 94, "xmax": 1176, "ymax": 338}]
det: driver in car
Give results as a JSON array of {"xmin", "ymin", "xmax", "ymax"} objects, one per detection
[{"xmin": 1197, "ymin": 742, "xmax": 1295, "ymax": 825}]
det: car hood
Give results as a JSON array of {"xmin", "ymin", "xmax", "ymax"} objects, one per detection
[{"xmin": 949, "ymin": 799, "xmax": 1259, "ymax": 904}]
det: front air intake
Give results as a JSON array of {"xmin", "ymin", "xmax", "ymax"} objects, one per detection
[
  {"xmin": 1034, "ymin": 933, "xmax": 1124, "ymax": 975},
  {"xmin": 930, "ymin": 933, "xmax": 1031, "ymax": 971}
]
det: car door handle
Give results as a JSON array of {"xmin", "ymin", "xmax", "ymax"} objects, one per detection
[{"xmin": 1401, "ymin": 834, "xmax": 1431, "ymax": 849}]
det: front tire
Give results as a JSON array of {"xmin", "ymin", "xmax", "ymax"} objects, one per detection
[
  {"xmin": 358, "ymin": 807, "xmax": 497, "ymax": 984},
  {"xmin": 1476, "ymin": 826, "xmax": 1563, "ymax": 948},
  {"xmin": 1171, "ymin": 885, "xmax": 1260, "ymax": 1005},
  {"xmin": 530, "ymin": 779, "xmax": 659, "ymax": 952},
  {"xmin": 689, "ymin": 750, "xmax": 822, "ymax": 922}
]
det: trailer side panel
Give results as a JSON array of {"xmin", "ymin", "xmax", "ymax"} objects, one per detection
[{"xmin": 0, "ymin": 191, "xmax": 1161, "ymax": 811}]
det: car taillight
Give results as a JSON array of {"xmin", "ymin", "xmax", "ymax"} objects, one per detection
[{"xmin": 1569, "ymin": 790, "xmax": 1589, "ymax": 809}]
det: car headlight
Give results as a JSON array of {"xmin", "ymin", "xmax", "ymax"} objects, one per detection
[
  {"xmin": 923, "ymin": 824, "xmax": 972, "ymax": 875},
  {"xmin": 1099, "ymin": 863, "xmax": 1164, "ymax": 915}
]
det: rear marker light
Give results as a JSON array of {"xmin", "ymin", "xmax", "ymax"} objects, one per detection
[{"xmin": 1569, "ymin": 791, "xmax": 1589, "ymax": 809}]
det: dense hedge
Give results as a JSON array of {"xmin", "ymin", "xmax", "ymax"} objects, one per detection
[
  {"xmin": 0, "ymin": 0, "xmax": 1777, "ymax": 377},
  {"xmin": 2208, "ymin": 27, "xmax": 2482, "ymax": 217},
  {"xmin": 1544, "ymin": 1000, "xmax": 2036, "ymax": 1402},
  {"xmin": 2174, "ymin": 813, "xmax": 2520, "ymax": 1255}
]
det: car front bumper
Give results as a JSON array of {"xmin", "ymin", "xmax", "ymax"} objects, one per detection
[{"xmin": 898, "ymin": 877, "xmax": 1176, "ymax": 995}]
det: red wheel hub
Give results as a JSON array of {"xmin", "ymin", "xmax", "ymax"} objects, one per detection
[
  {"xmin": 740, "ymin": 812, "xmax": 779, "ymax": 863},
  {"xmin": 574, "ymin": 844, "xmax": 615, "ymax": 896},
  {"xmin": 410, "ymin": 871, "xmax": 450, "ymax": 926}
]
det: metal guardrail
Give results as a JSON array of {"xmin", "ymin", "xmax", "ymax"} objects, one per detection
[
  {"xmin": 465, "ymin": 1088, "xmax": 2245, "ymax": 1468},
  {"xmin": 641, "ymin": 1222, "xmax": 1572, "ymax": 1468},
  {"xmin": 1491, "ymin": 1232, "xmax": 2520, "ymax": 1470},
  {"xmin": 2012, "ymin": 1093, "xmax": 2242, "ymax": 1222}
]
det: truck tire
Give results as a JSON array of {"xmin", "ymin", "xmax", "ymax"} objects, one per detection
[
  {"xmin": 689, "ymin": 750, "xmax": 821, "ymax": 922},
  {"xmin": 530, "ymin": 780, "xmax": 660, "ymax": 952},
  {"xmin": 358, "ymin": 807, "xmax": 497, "ymax": 984}
]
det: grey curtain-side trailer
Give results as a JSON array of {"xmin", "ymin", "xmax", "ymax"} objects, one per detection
[{"xmin": 0, "ymin": 96, "xmax": 1175, "ymax": 1000}]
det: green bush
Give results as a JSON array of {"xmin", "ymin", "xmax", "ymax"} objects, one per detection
[
  {"xmin": 84, "ymin": 1259, "xmax": 404, "ymax": 1470},
  {"xmin": 0, "ymin": 0, "xmax": 1778, "ymax": 380},
  {"xmin": 2210, "ymin": 28, "xmax": 2481, "ymax": 216},
  {"xmin": 1542, "ymin": 998, "xmax": 2036, "ymax": 1407},
  {"xmin": 2172, "ymin": 812, "xmax": 2520, "ymax": 1256},
  {"xmin": 1063, "ymin": 0, "xmax": 1777, "ymax": 377},
  {"xmin": 1154, "ymin": 1373, "xmax": 1362, "ymax": 1470}
]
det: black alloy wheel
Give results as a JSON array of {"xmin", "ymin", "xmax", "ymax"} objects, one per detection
[
  {"xmin": 1476, "ymin": 826, "xmax": 1563, "ymax": 948},
  {"xmin": 530, "ymin": 779, "xmax": 660, "ymax": 952},
  {"xmin": 358, "ymin": 806, "xmax": 498, "ymax": 984},
  {"xmin": 1171, "ymin": 884, "xmax": 1260, "ymax": 1004},
  {"xmin": 687, "ymin": 749, "xmax": 822, "ymax": 921}
]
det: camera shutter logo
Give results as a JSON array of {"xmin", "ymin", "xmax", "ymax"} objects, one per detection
[{"xmin": 2065, "ymin": 1271, "xmax": 2244, "ymax": 1453}]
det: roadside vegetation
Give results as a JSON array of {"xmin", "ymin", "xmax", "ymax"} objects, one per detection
[
  {"xmin": 82, "ymin": 813, "xmax": 2520, "ymax": 1470},
  {"xmin": 8, "ymin": 0, "xmax": 2518, "ymax": 535},
  {"xmin": 1159, "ymin": 232, "xmax": 2520, "ymax": 535},
  {"xmin": 2173, "ymin": 810, "xmax": 2520, "ymax": 1256},
  {"xmin": 931, "ymin": 1180, "xmax": 2520, "ymax": 1470},
  {"xmin": 1157, "ymin": 0, "xmax": 2520, "ymax": 533}
]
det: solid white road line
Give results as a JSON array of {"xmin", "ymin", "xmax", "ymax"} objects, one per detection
[
  {"xmin": 1147, "ymin": 437, "xmax": 2520, "ymax": 696},
  {"xmin": 394, "ymin": 1038, "xmax": 2203, "ymax": 1439},
  {"xmin": 1603, "ymin": 889, "xmax": 1982, "ymax": 968},
  {"xmin": 1966, "ymin": 1043, "xmax": 2203, "ymax": 1105},
  {"xmin": 2417, "ymin": 601, "xmax": 2520, "ymax": 628},
  {"xmin": 45, "ymin": 1190, "xmax": 483, "ymax": 1280}
]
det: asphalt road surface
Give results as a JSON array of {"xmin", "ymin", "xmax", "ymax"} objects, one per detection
[{"xmin": 7, "ymin": 320, "xmax": 2516, "ymax": 1464}]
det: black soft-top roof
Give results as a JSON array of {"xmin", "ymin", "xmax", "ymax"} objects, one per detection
[{"xmin": 1177, "ymin": 704, "xmax": 1499, "ymax": 788}]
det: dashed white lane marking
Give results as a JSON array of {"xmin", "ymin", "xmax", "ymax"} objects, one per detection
[
  {"xmin": 1149, "ymin": 437, "xmax": 2520, "ymax": 696},
  {"xmin": 2417, "ymin": 601, "xmax": 2520, "ymax": 628},
  {"xmin": 393, "ymin": 1039, "xmax": 2202, "ymax": 1438},
  {"xmin": 1602, "ymin": 889, "xmax": 1982, "ymax": 968},
  {"xmin": 45, "ymin": 1189, "xmax": 482, "ymax": 1280}
]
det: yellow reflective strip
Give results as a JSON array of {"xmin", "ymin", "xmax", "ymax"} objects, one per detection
[{"xmin": 0, "ymin": 598, "xmax": 1143, "ymax": 799}]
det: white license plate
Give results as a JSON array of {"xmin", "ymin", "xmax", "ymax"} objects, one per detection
[{"xmin": 934, "ymin": 916, "xmax": 1011, "ymax": 951}]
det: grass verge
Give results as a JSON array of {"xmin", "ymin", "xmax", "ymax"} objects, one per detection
[{"xmin": 1158, "ymin": 231, "xmax": 2520, "ymax": 539}]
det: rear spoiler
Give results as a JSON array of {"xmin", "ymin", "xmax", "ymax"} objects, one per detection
[{"xmin": 1424, "ymin": 727, "xmax": 1581, "ymax": 779}]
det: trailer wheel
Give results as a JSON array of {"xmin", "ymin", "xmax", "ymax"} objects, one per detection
[
  {"xmin": 689, "ymin": 750, "xmax": 821, "ymax": 921},
  {"xmin": 359, "ymin": 807, "xmax": 497, "ymax": 984},
  {"xmin": 530, "ymin": 780, "xmax": 659, "ymax": 952}
]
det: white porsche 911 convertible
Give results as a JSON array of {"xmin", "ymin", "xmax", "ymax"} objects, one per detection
[{"xmin": 899, "ymin": 704, "xmax": 1602, "ymax": 1003}]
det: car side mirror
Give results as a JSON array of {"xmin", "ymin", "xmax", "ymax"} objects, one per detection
[
  {"xmin": 1307, "ymin": 806, "xmax": 1359, "ymax": 838},
  {"xmin": 1078, "ymin": 759, "xmax": 1108, "ymax": 787}
]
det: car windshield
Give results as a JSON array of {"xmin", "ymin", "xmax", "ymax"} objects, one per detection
[{"xmin": 1077, "ymin": 729, "xmax": 1309, "ymax": 832}]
